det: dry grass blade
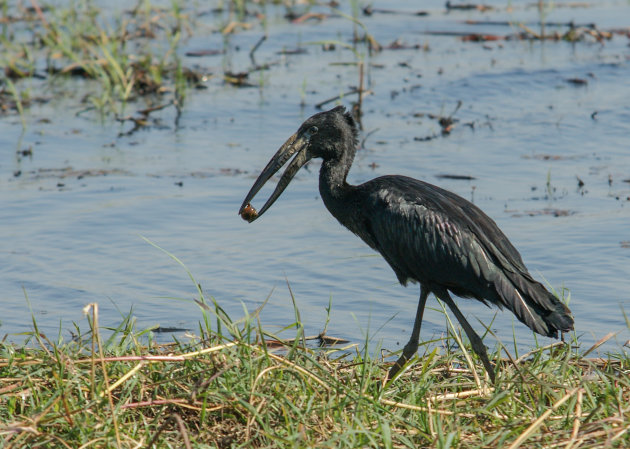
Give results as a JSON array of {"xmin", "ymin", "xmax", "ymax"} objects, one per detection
[
  {"xmin": 571, "ymin": 388, "xmax": 584, "ymax": 441},
  {"xmin": 582, "ymin": 331, "xmax": 617, "ymax": 357},
  {"xmin": 379, "ymin": 398, "xmax": 476, "ymax": 417},
  {"xmin": 429, "ymin": 387, "xmax": 495, "ymax": 402},
  {"xmin": 101, "ymin": 361, "xmax": 146, "ymax": 396},
  {"xmin": 247, "ymin": 343, "xmax": 332, "ymax": 391},
  {"xmin": 98, "ymin": 342, "xmax": 238, "ymax": 395},
  {"xmin": 85, "ymin": 303, "xmax": 122, "ymax": 449},
  {"xmin": 508, "ymin": 388, "xmax": 582, "ymax": 449}
]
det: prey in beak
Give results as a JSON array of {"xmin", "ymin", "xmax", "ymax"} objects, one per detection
[{"xmin": 238, "ymin": 126, "xmax": 317, "ymax": 222}]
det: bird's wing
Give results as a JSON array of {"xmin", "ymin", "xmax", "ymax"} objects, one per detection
[
  {"xmin": 362, "ymin": 184, "xmax": 492, "ymax": 293},
  {"xmin": 370, "ymin": 176, "xmax": 528, "ymax": 272},
  {"xmin": 356, "ymin": 176, "xmax": 571, "ymax": 336}
]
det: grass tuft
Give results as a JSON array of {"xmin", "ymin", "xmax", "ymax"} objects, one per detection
[{"xmin": 1, "ymin": 296, "xmax": 628, "ymax": 448}]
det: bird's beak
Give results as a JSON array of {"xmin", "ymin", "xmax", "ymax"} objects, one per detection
[{"xmin": 238, "ymin": 132, "xmax": 311, "ymax": 222}]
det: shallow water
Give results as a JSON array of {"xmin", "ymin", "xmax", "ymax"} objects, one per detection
[{"xmin": 2, "ymin": 1, "xmax": 629, "ymax": 356}]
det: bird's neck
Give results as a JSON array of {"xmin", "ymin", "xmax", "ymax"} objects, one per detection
[{"xmin": 319, "ymin": 157, "xmax": 355, "ymax": 221}]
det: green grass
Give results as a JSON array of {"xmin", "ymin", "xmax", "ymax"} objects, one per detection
[
  {"xmin": 1, "ymin": 295, "xmax": 628, "ymax": 448},
  {"xmin": 0, "ymin": 0, "xmax": 204, "ymax": 116}
]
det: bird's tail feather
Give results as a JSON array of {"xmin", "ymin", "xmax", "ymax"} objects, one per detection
[{"xmin": 494, "ymin": 270, "xmax": 573, "ymax": 338}]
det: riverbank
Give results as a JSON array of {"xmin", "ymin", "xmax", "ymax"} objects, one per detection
[{"xmin": 1, "ymin": 303, "xmax": 628, "ymax": 448}]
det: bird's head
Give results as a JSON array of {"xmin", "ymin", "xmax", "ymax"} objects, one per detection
[{"xmin": 238, "ymin": 106, "xmax": 357, "ymax": 222}]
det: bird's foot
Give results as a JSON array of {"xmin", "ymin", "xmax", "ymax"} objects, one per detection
[{"xmin": 385, "ymin": 343, "xmax": 418, "ymax": 383}]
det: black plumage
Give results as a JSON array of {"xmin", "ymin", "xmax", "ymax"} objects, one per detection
[{"xmin": 239, "ymin": 106, "xmax": 573, "ymax": 382}]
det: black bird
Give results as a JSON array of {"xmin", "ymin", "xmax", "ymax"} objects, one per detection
[{"xmin": 239, "ymin": 106, "xmax": 574, "ymax": 382}]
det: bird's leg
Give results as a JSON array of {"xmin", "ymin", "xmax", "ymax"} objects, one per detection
[
  {"xmin": 387, "ymin": 286, "xmax": 429, "ymax": 381},
  {"xmin": 440, "ymin": 292, "xmax": 496, "ymax": 383}
]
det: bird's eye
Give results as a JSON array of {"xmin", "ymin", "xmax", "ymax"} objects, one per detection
[{"xmin": 308, "ymin": 126, "xmax": 318, "ymax": 136}]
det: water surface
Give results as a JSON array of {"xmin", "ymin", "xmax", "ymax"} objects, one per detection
[{"xmin": 2, "ymin": 0, "xmax": 629, "ymax": 356}]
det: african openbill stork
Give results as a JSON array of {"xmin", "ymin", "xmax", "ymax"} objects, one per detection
[{"xmin": 238, "ymin": 106, "xmax": 574, "ymax": 382}]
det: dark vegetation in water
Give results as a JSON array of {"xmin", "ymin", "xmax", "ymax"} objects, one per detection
[
  {"xmin": 1, "ymin": 2, "xmax": 218, "ymax": 135},
  {"xmin": 3, "ymin": 0, "xmax": 628, "ymax": 130}
]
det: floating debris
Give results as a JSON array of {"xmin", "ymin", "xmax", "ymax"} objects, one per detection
[
  {"xmin": 288, "ymin": 12, "xmax": 329, "ymax": 24},
  {"xmin": 222, "ymin": 21, "xmax": 252, "ymax": 34},
  {"xmin": 423, "ymin": 23, "xmax": 615, "ymax": 43},
  {"xmin": 461, "ymin": 34, "xmax": 504, "ymax": 42},
  {"xmin": 566, "ymin": 77, "xmax": 588, "ymax": 86},
  {"xmin": 276, "ymin": 48, "xmax": 308, "ymax": 55},
  {"xmin": 185, "ymin": 49, "xmax": 224, "ymax": 57},
  {"xmin": 224, "ymin": 71, "xmax": 256, "ymax": 87},
  {"xmin": 219, "ymin": 168, "xmax": 247, "ymax": 176},
  {"xmin": 151, "ymin": 326, "xmax": 190, "ymax": 333},
  {"xmin": 446, "ymin": 1, "xmax": 493, "ymax": 12},
  {"xmin": 432, "ymin": 100, "xmax": 462, "ymax": 135},
  {"xmin": 16, "ymin": 147, "xmax": 33, "ymax": 158},
  {"xmin": 25, "ymin": 167, "xmax": 132, "ymax": 180},
  {"xmin": 413, "ymin": 102, "xmax": 473, "ymax": 141},
  {"xmin": 522, "ymin": 154, "xmax": 580, "ymax": 161},
  {"xmin": 576, "ymin": 176, "xmax": 585, "ymax": 188},
  {"xmin": 317, "ymin": 333, "xmax": 351, "ymax": 346},
  {"xmin": 435, "ymin": 174, "xmax": 477, "ymax": 180},
  {"xmin": 386, "ymin": 39, "xmax": 426, "ymax": 50},
  {"xmin": 264, "ymin": 333, "xmax": 351, "ymax": 349},
  {"xmin": 414, "ymin": 134, "xmax": 438, "ymax": 142},
  {"xmin": 362, "ymin": 6, "xmax": 429, "ymax": 16},
  {"xmin": 512, "ymin": 208, "xmax": 576, "ymax": 217}
]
